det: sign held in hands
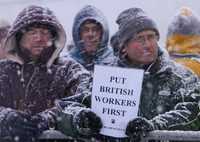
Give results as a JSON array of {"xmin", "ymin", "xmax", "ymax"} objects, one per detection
[{"xmin": 92, "ymin": 65, "xmax": 144, "ymax": 138}]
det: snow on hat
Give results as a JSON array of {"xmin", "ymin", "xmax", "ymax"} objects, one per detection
[{"xmin": 116, "ymin": 7, "xmax": 159, "ymax": 51}]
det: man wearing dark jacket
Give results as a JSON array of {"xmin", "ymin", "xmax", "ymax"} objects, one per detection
[
  {"xmin": 59, "ymin": 7, "xmax": 200, "ymax": 142},
  {"xmin": 0, "ymin": 5, "xmax": 102, "ymax": 142},
  {"xmin": 110, "ymin": 7, "xmax": 200, "ymax": 141},
  {"xmin": 64, "ymin": 5, "xmax": 115, "ymax": 72}
]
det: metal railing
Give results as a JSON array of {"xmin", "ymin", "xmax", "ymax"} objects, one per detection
[
  {"xmin": 141, "ymin": 130, "xmax": 200, "ymax": 142},
  {"xmin": 39, "ymin": 130, "xmax": 200, "ymax": 142}
]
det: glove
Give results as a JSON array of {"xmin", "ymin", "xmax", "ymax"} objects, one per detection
[
  {"xmin": 4, "ymin": 110, "xmax": 39, "ymax": 142},
  {"xmin": 50, "ymin": 100, "xmax": 102, "ymax": 137},
  {"xmin": 125, "ymin": 117, "xmax": 154, "ymax": 140},
  {"xmin": 169, "ymin": 112, "xmax": 200, "ymax": 131},
  {"xmin": 73, "ymin": 108, "xmax": 103, "ymax": 136},
  {"xmin": 31, "ymin": 114, "xmax": 49, "ymax": 132}
]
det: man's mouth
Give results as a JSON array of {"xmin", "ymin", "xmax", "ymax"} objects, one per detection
[
  {"xmin": 86, "ymin": 40, "xmax": 100, "ymax": 45},
  {"xmin": 143, "ymin": 50, "xmax": 152, "ymax": 55},
  {"xmin": 32, "ymin": 47, "xmax": 44, "ymax": 53}
]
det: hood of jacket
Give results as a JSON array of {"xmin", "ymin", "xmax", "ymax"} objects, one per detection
[
  {"xmin": 70, "ymin": 5, "xmax": 110, "ymax": 62},
  {"xmin": 4, "ymin": 5, "xmax": 66, "ymax": 68}
]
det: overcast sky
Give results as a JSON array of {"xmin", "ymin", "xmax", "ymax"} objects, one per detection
[{"xmin": 0, "ymin": 0, "xmax": 199, "ymax": 47}]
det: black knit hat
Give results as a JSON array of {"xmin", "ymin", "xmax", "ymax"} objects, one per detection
[{"xmin": 116, "ymin": 7, "xmax": 159, "ymax": 50}]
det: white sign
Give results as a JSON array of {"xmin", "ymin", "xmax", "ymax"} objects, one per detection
[{"xmin": 92, "ymin": 65, "xmax": 144, "ymax": 138}]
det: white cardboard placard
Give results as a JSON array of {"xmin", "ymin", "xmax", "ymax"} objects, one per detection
[{"xmin": 92, "ymin": 65, "xmax": 144, "ymax": 138}]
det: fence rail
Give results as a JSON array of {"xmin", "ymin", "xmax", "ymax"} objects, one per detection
[
  {"xmin": 141, "ymin": 130, "xmax": 200, "ymax": 142},
  {"xmin": 39, "ymin": 130, "xmax": 200, "ymax": 142}
]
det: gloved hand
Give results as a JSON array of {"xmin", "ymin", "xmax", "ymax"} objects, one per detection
[
  {"xmin": 4, "ymin": 110, "xmax": 39, "ymax": 141},
  {"xmin": 31, "ymin": 114, "xmax": 49, "ymax": 132},
  {"xmin": 73, "ymin": 108, "xmax": 103, "ymax": 136},
  {"xmin": 52, "ymin": 100, "xmax": 102, "ymax": 137},
  {"xmin": 125, "ymin": 117, "xmax": 154, "ymax": 140},
  {"xmin": 169, "ymin": 112, "xmax": 200, "ymax": 131}
]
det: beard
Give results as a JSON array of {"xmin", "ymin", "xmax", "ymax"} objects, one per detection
[{"xmin": 18, "ymin": 45, "xmax": 55, "ymax": 64}]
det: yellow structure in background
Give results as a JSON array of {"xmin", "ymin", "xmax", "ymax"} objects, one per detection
[{"xmin": 166, "ymin": 7, "xmax": 200, "ymax": 76}]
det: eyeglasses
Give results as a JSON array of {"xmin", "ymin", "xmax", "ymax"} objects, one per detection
[
  {"xmin": 130, "ymin": 33, "xmax": 158, "ymax": 44},
  {"xmin": 26, "ymin": 28, "xmax": 52, "ymax": 37},
  {"xmin": 23, "ymin": 28, "xmax": 56, "ymax": 41}
]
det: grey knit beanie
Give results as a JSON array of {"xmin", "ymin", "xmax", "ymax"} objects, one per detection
[{"xmin": 116, "ymin": 7, "xmax": 159, "ymax": 51}]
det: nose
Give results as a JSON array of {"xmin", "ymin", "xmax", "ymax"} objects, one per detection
[
  {"xmin": 144, "ymin": 38, "xmax": 151, "ymax": 45},
  {"xmin": 142, "ymin": 37, "xmax": 152, "ymax": 48},
  {"xmin": 139, "ymin": 38, "xmax": 154, "ymax": 52},
  {"xmin": 34, "ymin": 32, "xmax": 43, "ymax": 41},
  {"xmin": 88, "ymin": 29, "xmax": 95, "ymax": 36}
]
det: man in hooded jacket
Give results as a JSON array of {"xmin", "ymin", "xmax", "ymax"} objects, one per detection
[
  {"xmin": 57, "ymin": 7, "xmax": 200, "ymax": 142},
  {"xmin": 0, "ymin": 5, "xmax": 102, "ymax": 142},
  {"xmin": 64, "ymin": 5, "xmax": 115, "ymax": 72}
]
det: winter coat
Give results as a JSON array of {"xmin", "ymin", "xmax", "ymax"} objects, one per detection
[
  {"xmin": 66, "ymin": 5, "xmax": 115, "ymax": 72},
  {"xmin": 0, "ymin": 5, "xmax": 91, "ymax": 141},
  {"xmin": 60, "ymin": 49, "xmax": 200, "ymax": 142},
  {"xmin": 0, "ymin": 58, "xmax": 90, "ymax": 114}
]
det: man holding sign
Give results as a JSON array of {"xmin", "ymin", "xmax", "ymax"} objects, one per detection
[
  {"xmin": 100, "ymin": 7, "xmax": 200, "ymax": 142},
  {"xmin": 58, "ymin": 7, "xmax": 200, "ymax": 142}
]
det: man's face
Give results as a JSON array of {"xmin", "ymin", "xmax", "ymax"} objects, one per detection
[
  {"xmin": 80, "ymin": 20, "xmax": 102, "ymax": 55},
  {"xmin": 123, "ymin": 30, "xmax": 158, "ymax": 65},
  {"xmin": 19, "ymin": 26, "xmax": 53, "ymax": 59}
]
